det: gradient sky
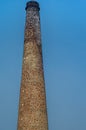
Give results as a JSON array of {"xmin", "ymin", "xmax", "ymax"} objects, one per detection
[{"xmin": 0, "ymin": 0, "xmax": 86, "ymax": 130}]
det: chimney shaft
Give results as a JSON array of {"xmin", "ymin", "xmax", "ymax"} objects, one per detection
[{"xmin": 17, "ymin": 1, "xmax": 48, "ymax": 130}]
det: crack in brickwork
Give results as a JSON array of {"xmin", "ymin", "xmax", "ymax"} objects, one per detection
[{"xmin": 17, "ymin": 1, "xmax": 48, "ymax": 130}]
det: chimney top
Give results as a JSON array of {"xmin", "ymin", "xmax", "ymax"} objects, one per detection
[{"xmin": 25, "ymin": 1, "xmax": 40, "ymax": 11}]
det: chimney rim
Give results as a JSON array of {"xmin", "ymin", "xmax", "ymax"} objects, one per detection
[{"xmin": 25, "ymin": 1, "xmax": 40, "ymax": 11}]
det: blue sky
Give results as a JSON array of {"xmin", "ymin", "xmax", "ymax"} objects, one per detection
[{"xmin": 0, "ymin": 0, "xmax": 86, "ymax": 130}]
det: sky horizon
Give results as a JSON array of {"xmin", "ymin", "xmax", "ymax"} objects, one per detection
[{"xmin": 0, "ymin": 0, "xmax": 86, "ymax": 130}]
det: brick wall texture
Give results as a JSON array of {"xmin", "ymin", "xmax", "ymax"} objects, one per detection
[{"xmin": 17, "ymin": 1, "xmax": 48, "ymax": 130}]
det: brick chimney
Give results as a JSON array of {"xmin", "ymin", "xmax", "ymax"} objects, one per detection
[{"xmin": 17, "ymin": 1, "xmax": 48, "ymax": 130}]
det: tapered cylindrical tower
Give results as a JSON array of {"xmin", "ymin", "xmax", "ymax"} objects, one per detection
[{"xmin": 17, "ymin": 1, "xmax": 48, "ymax": 130}]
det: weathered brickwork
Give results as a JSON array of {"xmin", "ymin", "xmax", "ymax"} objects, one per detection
[{"xmin": 17, "ymin": 1, "xmax": 48, "ymax": 130}]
